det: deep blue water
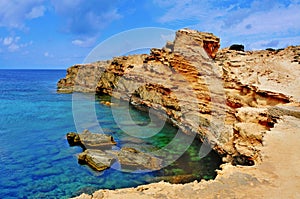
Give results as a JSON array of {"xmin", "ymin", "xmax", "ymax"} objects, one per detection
[{"xmin": 0, "ymin": 70, "xmax": 221, "ymax": 198}]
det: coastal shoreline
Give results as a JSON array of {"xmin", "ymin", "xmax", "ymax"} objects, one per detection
[{"xmin": 57, "ymin": 29, "xmax": 300, "ymax": 198}]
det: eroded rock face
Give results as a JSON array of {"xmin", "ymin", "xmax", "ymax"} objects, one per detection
[
  {"xmin": 172, "ymin": 28, "xmax": 220, "ymax": 59},
  {"xmin": 214, "ymin": 45, "xmax": 300, "ymax": 164},
  {"xmin": 58, "ymin": 28, "xmax": 300, "ymax": 167}
]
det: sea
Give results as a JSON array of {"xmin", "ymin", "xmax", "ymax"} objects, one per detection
[{"xmin": 0, "ymin": 69, "xmax": 221, "ymax": 198}]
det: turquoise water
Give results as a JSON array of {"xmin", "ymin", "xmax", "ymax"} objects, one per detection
[{"xmin": 0, "ymin": 70, "xmax": 221, "ymax": 198}]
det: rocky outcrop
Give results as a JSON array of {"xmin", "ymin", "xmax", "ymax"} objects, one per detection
[
  {"xmin": 172, "ymin": 29, "xmax": 220, "ymax": 59},
  {"xmin": 58, "ymin": 29, "xmax": 299, "ymax": 166},
  {"xmin": 214, "ymin": 45, "xmax": 300, "ymax": 164},
  {"xmin": 78, "ymin": 149, "xmax": 116, "ymax": 172},
  {"xmin": 57, "ymin": 62, "xmax": 109, "ymax": 93},
  {"xmin": 58, "ymin": 28, "xmax": 300, "ymax": 198},
  {"xmin": 59, "ymin": 29, "xmax": 227, "ymax": 159},
  {"xmin": 66, "ymin": 130, "xmax": 117, "ymax": 150},
  {"xmin": 66, "ymin": 130, "xmax": 162, "ymax": 172},
  {"xmin": 58, "ymin": 29, "xmax": 300, "ymax": 164}
]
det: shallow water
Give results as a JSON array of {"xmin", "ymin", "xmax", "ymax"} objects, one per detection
[{"xmin": 0, "ymin": 70, "xmax": 221, "ymax": 198}]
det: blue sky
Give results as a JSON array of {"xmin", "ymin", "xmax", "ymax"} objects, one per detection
[{"xmin": 0, "ymin": 0, "xmax": 299, "ymax": 69}]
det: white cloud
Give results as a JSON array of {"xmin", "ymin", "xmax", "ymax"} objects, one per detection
[
  {"xmin": 26, "ymin": 6, "xmax": 46, "ymax": 19},
  {"xmin": 51, "ymin": 0, "xmax": 122, "ymax": 36},
  {"xmin": 44, "ymin": 52, "xmax": 54, "ymax": 57},
  {"xmin": 0, "ymin": 0, "xmax": 46, "ymax": 29},
  {"xmin": 3, "ymin": 37, "xmax": 13, "ymax": 46},
  {"xmin": 71, "ymin": 40, "xmax": 85, "ymax": 46},
  {"xmin": 0, "ymin": 0, "xmax": 122, "ymax": 35},
  {"xmin": 226, "ymin": 4, "xmax": 300, "ymax": 35},
  {"xmin": 1, "ymin": 36, "xmax": 32, "ymax": 52},
  {"xmin": 154, "ymin": 0, "xmax": 209, "ymax": 23},
  {"xmin": 213, "ymin": 3, "xmax": 300, "ymax": 49},
  {"xmin": 71, "ymin": 37, "xmax": 97, "ymax": 47},
  {"xmin": 249, "ymin": 35, "xmax": 300, "ymax": 50},
  {"xmin": 8, "ymin": 43, "xmax": 20, "ymax": 52},
  {"xmin": 153, "ymin": 0, "xmax": 300, "ymax": 49},
  {"xmin": 50, "ymin": 0, "xmax": 81, "ymax": 14}
]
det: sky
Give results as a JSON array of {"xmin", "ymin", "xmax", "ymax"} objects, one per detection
[{"xmin": 0, "ymin": 0, "xmax": 300, "ymax": 69}]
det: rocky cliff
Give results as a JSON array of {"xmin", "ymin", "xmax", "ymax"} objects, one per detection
[{"xmin": 57, "ymin": 28, "xmax": 300, "ymax": 198}]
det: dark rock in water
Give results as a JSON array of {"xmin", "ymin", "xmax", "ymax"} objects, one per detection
[
  {"xmin": 229, "ymin": 44, "xmax": 245, "ymax": 52},
  {"xmin": 66, "ymin": 132, "xmax": 81, "ymax": 146},
  {"xmin": 117, "ymin": 147, "xmax": 162, "ymax": 171},
  {"xmin": 66, "ymin": 129, "xmax": 116, "ymax": 150},
  {"xmin": 78, "ymin": 149, "xmax": 116, "ymax": 171}
]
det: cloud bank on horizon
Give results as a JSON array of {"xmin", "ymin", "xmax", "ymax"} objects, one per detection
[{"xmin": 0, "ymin": 0, "xmax": 299, "ymax": 68}]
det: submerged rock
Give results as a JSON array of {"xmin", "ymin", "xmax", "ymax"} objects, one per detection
[
  {"xmin": 78, "ymin": 149, "xmax": 116, "ymax": 171},
  {"xmin": 67, "ymin": 130, "xmax": 163, "ymax": 172},
  {"xmin": 116, "ymin": 147, "xmax": 163, "ymax": 171},
  {"xmin": 66, "ymin": 129, "xmax": 116, "ymax": 150},
  {"xmin": 77, "ymin": 147, "xmax": 163, "ymax": 172}
]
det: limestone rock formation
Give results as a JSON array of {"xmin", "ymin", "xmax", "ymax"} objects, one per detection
[
  {"xmin": 172, "ymin": 28, "xmax": 220, "ymax": 59},
  {"xmin": 58, "ymin": 28, "xmax": 300, "ymax": 198},
  {"xmin": 59, "ymin": 29, "xmax": 300, "ymax": 167}
]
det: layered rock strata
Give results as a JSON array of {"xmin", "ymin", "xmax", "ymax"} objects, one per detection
[
  {"xmin": 57, "ymin": 28, "xmax": 300, "ymax": 198},
  {"xmin": 58, "ymin": 29, "xmax": 300, "ymax": 165}
]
